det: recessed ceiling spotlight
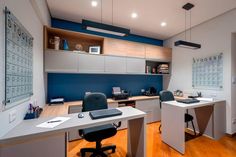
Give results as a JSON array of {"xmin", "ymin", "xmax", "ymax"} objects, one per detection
[
  {"xmin": 131, "ymin": 12, "xmax": 138, "ymax": 19},
  {"xmin": 91, "ymin": 1, "xmax": 98, "ymax": 7},
  {"xmin": 161, "ymin": 22, "xmax": 167, "ymax": 27}
]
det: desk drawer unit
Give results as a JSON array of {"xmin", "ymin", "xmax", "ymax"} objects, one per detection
[{"xmin": 136, "ymin": 99, "xmax": 161, "ymax": 123}]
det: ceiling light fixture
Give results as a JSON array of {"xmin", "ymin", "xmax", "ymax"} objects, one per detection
[
  {"xmin": 161, "ymin": 22, "xmax": 167, "ymax": 27},
  {"xmin": 131, "ymin": 12, "xmax": 138, "ymax": 18},
  {"xmin": 82, "ymin": 19, "xmax": 130, "ymax": 36},
  {"xmin": 83, "ymin": 0, "xmax": 130, "ymax": 36},
  {"xmin": 91, "ymin": 1, "xmax": 98, "ymax": 7},
  {"xmin": 174, "ymin": 3, "xmax": 201, "ymax": 49}
]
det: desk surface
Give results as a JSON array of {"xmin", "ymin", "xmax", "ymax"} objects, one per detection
[
  {"xmin": 0, "ymin": 107, "xmax": 146, "ymax": 144},
  {"xmin": 41, "ymin": 95, "xmax": 159, "ymax": 117},
  {"xmin": 163, "ymin": 99, "xmax": 225, "ymax": 109}
]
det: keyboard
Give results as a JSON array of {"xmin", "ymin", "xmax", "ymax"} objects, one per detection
[
  {"xmin": 177, "ymin": 98, "xmax": 200, "ymax": 104},
  {"xmin": 89, "ymin": 108, "xmax": 122, "ymax": 120}
]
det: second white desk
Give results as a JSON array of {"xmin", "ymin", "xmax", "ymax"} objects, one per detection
[{"xmin": 161, "ymin": 100, "xmax": 226, "ymax": 154}]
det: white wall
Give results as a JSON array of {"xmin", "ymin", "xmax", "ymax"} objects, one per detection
[
  {"xmin": 164, "ymin": 9, "xmax": 236, "ymax": 134},
  {"xmin": 0, "ymin": 0, "xmax": 50, "ymax": 137},
  {"xmin": 30, "ymin": 0, "xmax": 51, "ymax": 25},
  {"xmin": 231, "ymin": 33, "xmax": 236, "ymax": 133}
]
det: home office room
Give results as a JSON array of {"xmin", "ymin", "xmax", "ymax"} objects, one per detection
[{"xmin": 0, "ymin": 0, "xmax": 236, "ymax": 157}]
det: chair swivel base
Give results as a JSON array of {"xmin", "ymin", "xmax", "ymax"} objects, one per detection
[{"xmin": 80, "ymin": 144, "xmax": 116, "ymax": 157}]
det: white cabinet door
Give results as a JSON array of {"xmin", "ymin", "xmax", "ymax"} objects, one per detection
[
  {"xmin": 105, "ymin": 56, "xmax": 126, "ymax": 73},
  {"xmin": 45, "ymin": 50, "xmax": 78, "ymax": 73},
  {"xmin": 136, "ymin": 99, "xmax": 161, "ymax": 123},
  {"xmin": 126, "ymin": 57, "xmax": 145, "ymax": 74},
  {"xmin": 78, "ymin": 54, "xmax": 105, "ymax": 73},
  {"xmin": 68, "ymin": 105, "xmax": 83, "ymax": 141}
]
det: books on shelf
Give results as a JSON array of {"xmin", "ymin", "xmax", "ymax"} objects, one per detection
[{"xmin": 157, "ymin": 64, "xmax": 169, "ymax": 74}]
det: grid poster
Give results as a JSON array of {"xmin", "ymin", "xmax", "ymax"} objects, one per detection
[
  {"xmin": 192, "ymin": 53, "xmax": 223, "ymax": 90},
  {"xmin": 5, "ymin": 7, "xmax": 33, "ymax": 107}
]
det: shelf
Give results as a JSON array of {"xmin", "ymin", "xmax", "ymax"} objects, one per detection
[
  {"xmin": 146, "ymin": 60, "xmax": 171, "ymax": 75},
  {"xmin": 44, "ymin": 26, "xmax": 104, "ymax": 53},
  {"xmin": 145, "ymin": 73, "xmax": 171, "ymax": 76}
]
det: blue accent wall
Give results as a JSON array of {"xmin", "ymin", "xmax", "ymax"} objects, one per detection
[
  {"xmin": 51, "ymin": 18, "xmax": 163, "ymax": 46},
  {"xmin": 48, "ymin": 73, "xmax": 163, "ymax": 102}
]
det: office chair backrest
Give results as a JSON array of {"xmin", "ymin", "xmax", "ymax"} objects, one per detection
[
  {"xmin": 159, "ymin": 90, "xmax": 175, "ymax": 102},
  {"xmin": 159, "ymin": 90, "xmax": 175, "ymax": 109},
  {"xmin": 82, "ymin": 93, "xmax": 108, "ymax": 112}
]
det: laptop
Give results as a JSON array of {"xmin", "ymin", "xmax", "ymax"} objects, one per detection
[
  {"xmin": 177, "ymin": 98, "xmax": 200, "ymax": 104},
  {"xmin": 89, "ymin": 108, "xmax": 122, "ymax": 120}
]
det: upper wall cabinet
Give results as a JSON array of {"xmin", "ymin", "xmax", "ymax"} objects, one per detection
[
  {"xmin": 45, "ymin": 50, "xmax": 78, "ymax": 73},
  {"xmin": 145, "ymin": 45, "xmax": 172, "ymax": 61},
  {"xmin": 103, "ymin": 38, "xmax": 146, "ymax": 58},
  {"xmin": 78, "ymin": 54, "xmax": 105, "ymax": 73},
  {"xmin": 104, "ymin": 56, "xmax": 126, "ymax": 74},
  {"xmin": 126, "ymin": 57, "xmax": 145, "ymax": 74},
  {"xmin": 44, "ymin": 27, "xmax": 172, "ymax": 74}
]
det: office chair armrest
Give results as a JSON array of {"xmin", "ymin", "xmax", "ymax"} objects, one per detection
[
  {"xmin": 78, "ymin": 129, "xmax": 84, "ymax": 137},
  {"xmin": 113, "ymin": 121, "xmax": 121, "ymax": 129}
]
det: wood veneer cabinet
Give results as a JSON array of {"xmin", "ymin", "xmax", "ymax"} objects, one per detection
[
  {"xmin": 145, "ymin": 44, "xmax": 172, "ymax": 61},
  {"xmin": 103, "ymin": 38, "xmax": 146, "ymax": 58},
  {"xmin": 44, "ymin": 26, "xmax": 172, "ymax": 61}
]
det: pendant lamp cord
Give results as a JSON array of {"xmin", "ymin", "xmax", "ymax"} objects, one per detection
[
  {"xmin": 112, "ymin": 0, "xmax": 114, "ymax": 25},
  {"xmin": 190, "ymin": 10, "xmax": 192, "ymax": 41},
  {"xmin": 101, "ymin": 0, "xmax": 103, "ymax": 23},
  {"xmin": 185, "ymin": 10, "xmax": 186, "ymax": 40}
]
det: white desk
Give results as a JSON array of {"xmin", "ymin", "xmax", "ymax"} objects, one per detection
[
  {"xmin": 0, "ymin": 107, "xmax": 146, "ymax": 157},
  {"xmin": 161, "ymin": 100, "xmax": 226, "ymax": 154}
]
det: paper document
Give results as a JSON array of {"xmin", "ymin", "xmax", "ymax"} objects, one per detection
[
  {"xmin": 196, "ymin": 98, "xmax": 214, "ymax": 102},
  {"xmin": 36, "ymin": 117, "xmax": 71, "ymax": 128}
]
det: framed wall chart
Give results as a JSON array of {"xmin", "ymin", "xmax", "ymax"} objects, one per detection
[
  {"xmin": 192, "ymin": 53, "xmax": 223, "ymax": 90},
  {"xmin": 4, "ymin": 7, "xmax": 33, "ymax": 108}
]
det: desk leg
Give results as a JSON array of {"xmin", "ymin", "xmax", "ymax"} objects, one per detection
[
  {"xmin": 161, "ymin": 104, "xmax": 185, "ymax": 154},
  {"xmin": 127, "ymin": 117, "xmax": 146, "ymax": 157}
]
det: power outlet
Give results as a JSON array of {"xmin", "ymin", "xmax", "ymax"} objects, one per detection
[
  {"xmin": 232, "ymin": 76, "xmax": 236, "ymax": 84},
  {"xmin": 9, "ymin": 110, "xmax": 16, "ymax": 123},
  {"xmin": 232, "ymin": 118, "xmax": 236, "ymax": 125}
]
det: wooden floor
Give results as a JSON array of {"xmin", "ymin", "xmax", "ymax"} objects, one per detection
[{"xmin": 68, "ymin": 122, "xmax": 236, "ymax": 157}]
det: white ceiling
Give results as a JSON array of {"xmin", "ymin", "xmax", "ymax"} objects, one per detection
[{"xmin": 46, "ymin": 0, "xmax": 236, "ymax": 40}]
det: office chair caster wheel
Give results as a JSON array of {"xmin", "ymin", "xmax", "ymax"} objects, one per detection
[
  {"xmin": 90, "ymin": 153, "xmax": 106, "ymax": 157},
  {"xmin": 81, "ymin": 151, "xmax": 85, "ymax": 157}
]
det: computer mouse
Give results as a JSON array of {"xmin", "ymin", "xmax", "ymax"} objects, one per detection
[{"xmin": 78, "ymin": 113, "xmax": 84, "ymax": 118}]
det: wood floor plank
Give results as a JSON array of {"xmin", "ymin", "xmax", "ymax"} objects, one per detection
[{"xmin": 68, "ymin": 122, "xmax": 236, "ymax": 157}]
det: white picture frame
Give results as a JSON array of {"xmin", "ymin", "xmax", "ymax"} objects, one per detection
[{"xmin": 89, "ymin": 46, "xmax": 101, "ymax": 54}]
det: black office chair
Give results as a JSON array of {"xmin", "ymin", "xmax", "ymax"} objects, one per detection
[
  {"xmin": 159, "ymin": 90, "xmax": 196, "ymax": 136},
  {"xmin": 79, "ymin": 93, "xmax": 119, "ymax": 157}
]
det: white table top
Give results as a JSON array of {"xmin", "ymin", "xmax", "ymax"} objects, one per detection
[
  {"xmin": 0, "ymin": 107, "xmax": 146, "ymax": 144},
  {"xmin": 162, "ymin": 99, "xmax": 225, "ymax": 109}
]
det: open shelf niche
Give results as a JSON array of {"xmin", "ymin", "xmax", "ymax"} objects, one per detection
[
  {"xmin": 44, "ymin": 26, "xmax": 104, "ymax": 54},
  {"xmin": 145, "ymin": 60, "xmax": 171, "ymax": 75}
]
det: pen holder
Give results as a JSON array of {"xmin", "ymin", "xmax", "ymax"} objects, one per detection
[
  {"xmin": 24, "ymin": 108, "xmax": 43, "ymax": 120},
  {"xmin": 24, "ymin": 112, "xmax": 37, "ymax": 120}
]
